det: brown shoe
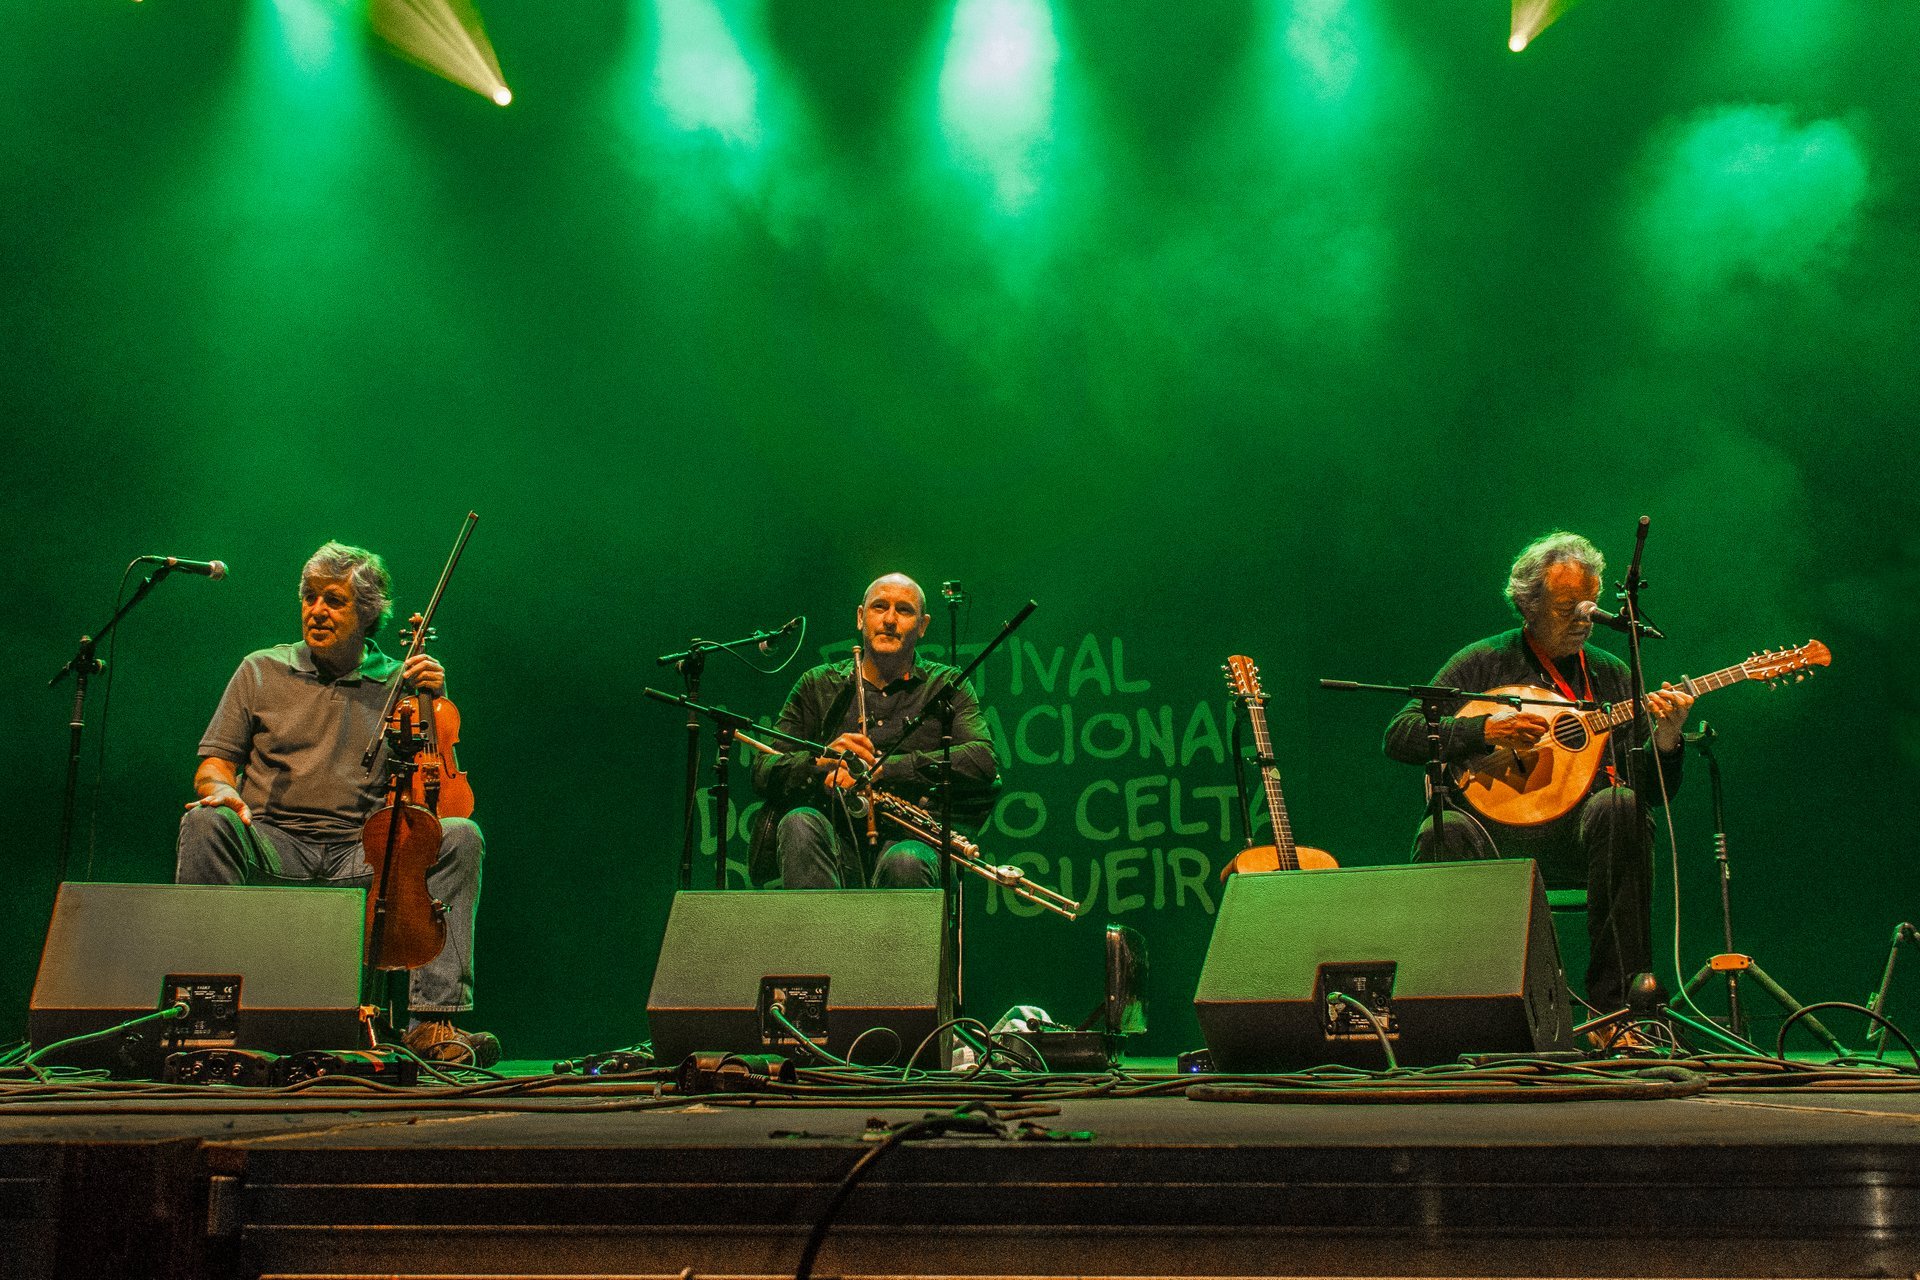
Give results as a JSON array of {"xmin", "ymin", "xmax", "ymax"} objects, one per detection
[{"xmin": 404, "ymin": 1019, "xmax": 502, "ymax": 1068}]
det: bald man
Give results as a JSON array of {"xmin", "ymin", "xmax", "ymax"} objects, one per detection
[{"xmin": 749, "ymin": 574, "xmax": 1000, "ymax": 889}]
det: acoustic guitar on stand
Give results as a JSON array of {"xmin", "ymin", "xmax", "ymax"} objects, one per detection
[
  {"xmin": 1452, "ymin": 639, "xmax": 1831, "ymax": 826},
  {"xmin": 1219, "ymin": 654, "xmax": 1338, "ymax": 881}
]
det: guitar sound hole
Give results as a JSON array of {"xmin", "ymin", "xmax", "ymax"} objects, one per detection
[{"xmin": 1550, "ymin": 715, "xmax": 1588, "ymax": 751}]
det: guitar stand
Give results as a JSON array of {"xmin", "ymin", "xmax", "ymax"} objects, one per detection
[
  {"xmin": 1670, "ymin": 722, "xmax": 1845, "ymax": 1056},
  {"xmin": 1678, "ymin": 954, "xmax": 1847, "ymax": 1056},
  {"xmin": 1865, "ymin": 922, "xmax": 1920, "ymax": 1060}
]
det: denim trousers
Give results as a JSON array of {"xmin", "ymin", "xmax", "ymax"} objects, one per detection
[
  {"xmin": 176, "ymin": 805, "xmax": 483, "ymax": 1014},
  {"xmin": 776, "ymin": 806, "xmax": 939, "ymax": 889}
]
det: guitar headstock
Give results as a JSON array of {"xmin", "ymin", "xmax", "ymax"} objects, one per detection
[
  {"xmin": 1743, "ymin": 639, "xmax": 1831, "ymax": 686},
  {"xmin": 1223, "ymin": 654, "xmax": 1265, "ymax": 706}
]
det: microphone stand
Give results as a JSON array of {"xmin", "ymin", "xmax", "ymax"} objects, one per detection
[
  {"xmin": 940, "ymin": 582, "xmax": 967, "ymax": 1013},
  {"xmin": 641, "ymin": 688, "xmax": 823, "ymax": 889},
  {"xmin": 865, "ymin": 599, "xmax": 1038, "ymax": 1025},
  {"xmin": 657, "ymin": 621, "xmax": 799, "ymax": 892},
  {"xmin": 1616, "ymin": 516, "xmax": 1667, "ymax": 1008},
  {"xmin": 48, "ymin": 562, "xmax": 183, "ymax": 884},
  {"xmin": 1688, "ymin": 723, "xmax": 1742, "ymax": 1038}
]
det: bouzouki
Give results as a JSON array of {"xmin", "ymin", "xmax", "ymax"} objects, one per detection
[
  {"xmin": 1452, "ymin": 639, "xmax": 1830, "ymax": 826},
  {"xmin": 1219, "ymin": 654, "xmax": 1338, "ymax": 880}
]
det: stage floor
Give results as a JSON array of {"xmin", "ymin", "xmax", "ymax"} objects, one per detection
[{"xmin": 3, "ymin": 1056, "xmax": 1918, "ymax": 1280}]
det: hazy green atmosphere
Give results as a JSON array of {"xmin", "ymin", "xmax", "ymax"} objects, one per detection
[{"xmin": 4, "ymin": 0, "xmax": 1915, "ymax": 1060}]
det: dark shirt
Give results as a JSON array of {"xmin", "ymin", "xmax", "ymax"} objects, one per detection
[
  {"xmin": 1382, "ymin": 628, "xmax": 1684, "ymax": 811},
  {"xmin": 199, "ymin": 641, "xmax": 402, "ymax": 842},
  {"xmin": 751, "ymin": 658, "xmax": 1000, "ymax": 827}
]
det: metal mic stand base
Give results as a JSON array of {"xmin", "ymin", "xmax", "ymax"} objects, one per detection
[
  {"xmin": 1680, "ymin": 953, "xmax": 1847, "ymax": 1057},
  {"xmin": 1865, "ymin": 922, "xmax": 1919, "ymax": 1059}
]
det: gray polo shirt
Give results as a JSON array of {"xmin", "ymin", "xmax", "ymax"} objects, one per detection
[{"xmin": 198, "ymin": 642, "xmax": 403, "ymax": 842}]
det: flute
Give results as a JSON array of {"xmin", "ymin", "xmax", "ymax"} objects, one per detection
[{"xmin": 851, "ymin": 644, "xmax": 879, "ymax": 841}]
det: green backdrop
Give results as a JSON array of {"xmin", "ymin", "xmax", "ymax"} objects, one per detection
[{"xmin": 4, "ymin": 0, "xmax": 1915, "ymax": 1060}]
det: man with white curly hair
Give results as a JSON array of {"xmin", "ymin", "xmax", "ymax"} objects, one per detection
[
  {"xmin": 175, "ymin": 541, "xmax": 495, "ymax": 1066},
  {"xmin": 1383, "ymin": 530, "xmax": 1694, "ymax": 1015}
]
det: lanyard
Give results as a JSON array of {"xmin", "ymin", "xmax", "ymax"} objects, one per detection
[{"xmin": 1523, "ymin": 630, "xmax": 1619, "ymax": 786}]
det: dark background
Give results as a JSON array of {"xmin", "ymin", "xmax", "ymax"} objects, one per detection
[{"xmin": 4, "ymin": 0, "xmax": 1915, "ymax": 1059}]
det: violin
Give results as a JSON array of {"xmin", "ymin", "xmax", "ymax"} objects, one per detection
[
  {"xmin": 359, "ymin": 513, "xmax": 479, "ymax": 975},
  {"xmin": 386, "ymin": 614, "xmax": 474, "ymax": 820}
]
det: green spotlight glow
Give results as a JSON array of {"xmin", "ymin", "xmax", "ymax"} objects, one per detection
[
  {"xmin": 936, "ymin": 0, "xmax": 1059, "ymax": 213},
  {"xmin": 1286, "ymin": 0, "xmax": 1363, "ymax": 103},
  {"xmin": 651, "ymin": 0, "xmax": 761, "ymax": 145},
  {"xmin": 264, "ymin": 0, "xmax": 366, "ymax": 86},
  {"xmin": 1634, "ymin": 105, "xmax": 1869, "ymax": 300}
]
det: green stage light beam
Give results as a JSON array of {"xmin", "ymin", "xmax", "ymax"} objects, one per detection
[
  {"xmin": 649, "ymin": 0, "xmax": 761, "ymax": 145},
  {"xmin": 936, "ymin": 0, "xmax": 1060, "ymax": 213},
  {"xmin": 371, "ymin": 0, "xmax": 511, "ymax": 104}
]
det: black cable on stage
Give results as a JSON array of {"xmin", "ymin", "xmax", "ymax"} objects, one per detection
[
  {"xmin": 793, "ymin": 1103, "xmax": 1008, "ymax": 1280},
  {"xmin": 1776, "ymin": 1001, "xmax": 1918, "ymax": 1067}
]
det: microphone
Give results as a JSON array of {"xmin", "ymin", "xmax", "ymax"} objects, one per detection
[
  {"xmin": 1626, "ymin": 515, "xmax": 1650, "ymax": 588},
  {"xmin": 757, "ymin": 616, "xmax": 802, "ymax": 652},
  {"xmin": 138, "ymin": 555, "xmax": 227, "ymax": 580},
  {"xmin": 1576, "ymin": 599, "xmax": 1664, "ymax": 640}
]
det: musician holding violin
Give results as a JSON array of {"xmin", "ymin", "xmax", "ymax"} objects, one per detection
[
  {"xmin": 174, "ymin": 541, "xmax": 495, "ymax": 1066},
  {"xmin": 749, "ymin": 573, "xmax": 1001, "ymax": 889}
]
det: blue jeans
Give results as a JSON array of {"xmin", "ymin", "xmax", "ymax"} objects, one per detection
[
  {"xmin": 776, "ymin": 806, "xmax": 939, "ymax": 889},
  {"xmin": 176, "ymin": 806, "xmax": 483, "ymax": 1014}
]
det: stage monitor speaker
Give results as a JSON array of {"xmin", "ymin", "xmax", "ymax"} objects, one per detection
[
  {"xmin": 646, "ymin": 889, "xmax": 948, "ymax": 1067},
  {"xmin": 1193, "ymin": 860, "xmax": 1575, "ymax": 1070},
  {"xmin": 30, "ymin": 882, "xmax": 365, "ymax": 1071}
]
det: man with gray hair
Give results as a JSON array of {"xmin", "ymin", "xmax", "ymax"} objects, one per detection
[
  {"xmin": 176, "ymin": 541, "xmax": 494, "ymax": 1065},
  {"xmin": 751, "ymin": 573, "xmax": 1000, "ymax": 889},
  {"xmin": 1383, "ymin": 530, "xmax": 1694, "ymax": 1016}
]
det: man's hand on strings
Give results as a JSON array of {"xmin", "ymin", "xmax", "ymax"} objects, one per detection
[
  {"xmin": 1646, "ymin": 682, "xmax": 1695, "ymax": 752},
  {"xmin": 1484, "ymin": 709, "xmax": 1549, "ymax": 750}
]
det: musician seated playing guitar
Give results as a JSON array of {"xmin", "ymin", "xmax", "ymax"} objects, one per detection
[
  {"xmin": 749, "ymin": 573, "xmax": 1000, "ymax": 889},
  {"xmin": 174, "ymin": 541, "xmax": 495, "ymax": 1066},
  {"xmin": 1381, "ymin": 531, "xmax": 1692, "ymax": 1014}
]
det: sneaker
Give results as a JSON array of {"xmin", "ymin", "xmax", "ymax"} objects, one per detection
[{"xmin": 404, "ymin": 1019, "xmax": 503, "ymax": 1069}]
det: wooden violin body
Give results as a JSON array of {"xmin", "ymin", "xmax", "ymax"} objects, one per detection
[
  {"xmin": 391, "ymin": 682, "xmax": 474, "ymax": 819},
  {"xmin": 357, "ymin": 516, "xmax": 480, "ymax": 983},
  {"xmin": 360, "ymin": 799, "xmax": 448, "ymax": 971}
]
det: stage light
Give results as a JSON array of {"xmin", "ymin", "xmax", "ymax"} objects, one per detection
[
  {"xmin": 371, "ymin": 0, "xmax": 511, "ymax": 105},
  {"xmin": 1509, "ymin": 0, "xmax": 1572, "ymax": 52}
]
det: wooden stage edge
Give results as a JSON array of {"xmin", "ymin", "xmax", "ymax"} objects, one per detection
[{"xmin": 2, "ymin": 1060, "xmax": 1919, "ymax": 1280}]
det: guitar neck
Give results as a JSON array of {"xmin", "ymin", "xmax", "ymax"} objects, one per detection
[
  {"xmin": 1244, "ymin": 702, "xmax": 1299, "ymax": 867},
  {"xmin": 1593, "ymin": 661, "xmax": 1750, "ymax": 730}
]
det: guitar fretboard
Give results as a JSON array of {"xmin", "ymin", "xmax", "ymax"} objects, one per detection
[
  {"xmin": 1584, "ymin": 662, "xmax": 1750, "ymax": 731},
  {"xmin": 1243, "ymin": 699, "xmax": 1299, "ymax": 871}
]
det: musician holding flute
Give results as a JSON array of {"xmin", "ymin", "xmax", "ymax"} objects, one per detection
[{"xmin": 749, "ymin": 573, "xmax": 1001, "ymax": 889}]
